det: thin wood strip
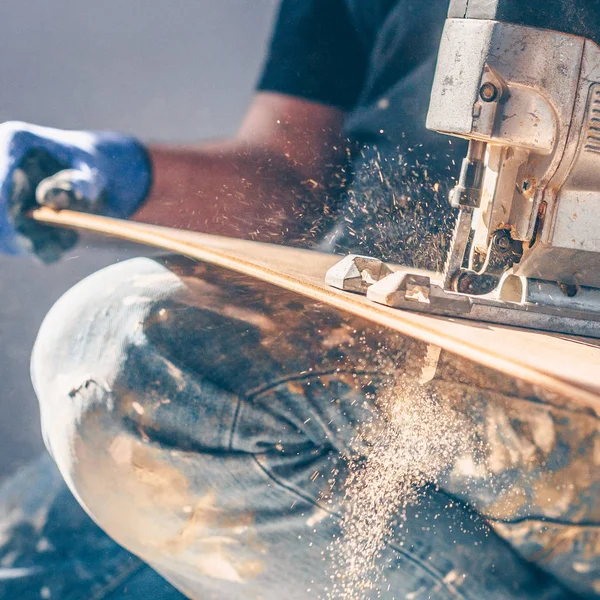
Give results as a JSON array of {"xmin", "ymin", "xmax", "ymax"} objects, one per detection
[{"xmin": 31, "ymin": 207, "xmax": 600, "ymax": 411}]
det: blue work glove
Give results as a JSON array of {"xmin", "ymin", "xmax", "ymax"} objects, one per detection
[{"xmin": 0, "ymin": 121, "xmax": 152, "ymax": 262}]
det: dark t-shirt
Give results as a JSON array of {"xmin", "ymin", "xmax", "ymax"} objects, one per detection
[{"xmin": 258, "ymin": 0, "xmax": 468, "ymax": 268}]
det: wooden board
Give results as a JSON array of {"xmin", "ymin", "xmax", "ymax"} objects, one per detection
[{"xmin": 31, "ymin": 207, "xmax": 600, "ymax": 412}]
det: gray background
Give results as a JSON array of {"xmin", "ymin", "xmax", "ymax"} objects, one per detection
[{"xmin": 0, "ymin": 0, "xmax": 278, "ymax": 480}]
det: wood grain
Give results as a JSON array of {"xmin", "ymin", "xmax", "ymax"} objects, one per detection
[{"xmin": 31, "ymin": 207, "xmax": 600, "ymax": 411}]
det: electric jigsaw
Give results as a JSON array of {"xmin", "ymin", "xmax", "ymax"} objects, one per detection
[{"xmin": 326, "ymin": 0, "xmax": 600, "ymax": 338}]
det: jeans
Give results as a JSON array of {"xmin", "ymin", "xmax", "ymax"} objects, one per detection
[
  {"xmin": 0, "ymin": 454, "xmax": 186, "ymax": 599},
  {"xmin": 1, "ymin": 255, "xmax": 596, "ymax": 599}
]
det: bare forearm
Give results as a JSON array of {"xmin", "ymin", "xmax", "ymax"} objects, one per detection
[
  {"xmin": 132, "ymin": 142, "xmax": 329, "ymax": 244},
  {"xmin": 132, "ymin": 93, "xmax": 347, "ymax": 245}
]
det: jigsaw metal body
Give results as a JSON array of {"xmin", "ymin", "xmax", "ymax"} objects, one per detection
[{"xmin": 326, "ymin": 0, "xmax": 600, "ymax": 338}]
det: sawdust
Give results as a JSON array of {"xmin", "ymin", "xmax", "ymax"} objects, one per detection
[
  {"xmin": 325, "ymin": 378, "xmax": 473, "ymax": 599},
  {"xmin": 328, "ymin": 143, "xmax": 459, "ymax": 271}
]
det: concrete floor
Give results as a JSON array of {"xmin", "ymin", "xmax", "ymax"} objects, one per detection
[{"xmin": 0, "ymin": 0, "xmax": 277, "ymax": 479}]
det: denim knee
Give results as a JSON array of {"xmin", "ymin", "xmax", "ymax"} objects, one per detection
[{"xmin": 29, "ymin": 258, "xmax": 193, "ymax": 552}]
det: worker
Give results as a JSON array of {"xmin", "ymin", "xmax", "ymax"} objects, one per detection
[{"xmin": 0, "ymin": 1, "xmax": 597, "ymax": 598}]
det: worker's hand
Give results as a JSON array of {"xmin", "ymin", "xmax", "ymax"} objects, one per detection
[{"xmin": 0, "ymin": 121, "xmax": 151, "ymax": 262}]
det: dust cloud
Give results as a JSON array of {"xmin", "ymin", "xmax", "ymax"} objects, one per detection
[
  {"xmin": 326, "ymin": 142, "xmax": 459, "ymax": 272},
  {"xmin": 325, "ymin": 379, "xmax": 474, "ymax": 600}
]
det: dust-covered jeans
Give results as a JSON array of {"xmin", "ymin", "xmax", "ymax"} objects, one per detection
[{"xmin": 0, "ymin": 255, "xmax": 596, "ymax": 599}]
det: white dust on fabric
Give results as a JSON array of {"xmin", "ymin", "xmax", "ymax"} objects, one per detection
[{"xmin": 324, "ymin": 379, "xmax": 475, "ymax": 599}]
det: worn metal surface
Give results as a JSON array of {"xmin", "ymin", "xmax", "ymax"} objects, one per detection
[
  {"xmin": 426, "ymin": 15, "xmax": 600, "ymax": 307},
  {"xmin": 324, "ymin": 255, "xmax": 393, "ymax": 293},
  {"xmin": 360, "ymin": 265, "xmax": 600, "ymax": 338}
]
